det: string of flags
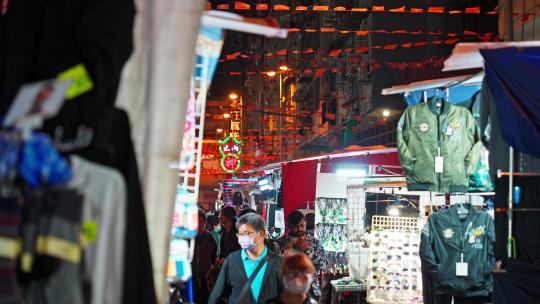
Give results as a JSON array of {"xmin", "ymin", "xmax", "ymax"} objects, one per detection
[
  {"xmin": 218, "ymin": 55, "xmax": 448, "ymax": 76},
  {"xmin": 218, "ymin": 33, "xmax": 496, "ymax": 62},
  {"xmin": 206, "ymin": 2, "xmax": 497, "ymax": 15}
]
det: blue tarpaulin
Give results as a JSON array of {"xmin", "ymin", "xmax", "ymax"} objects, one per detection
[{"xmin": 481, "ymin": 47, "xmax": 540, "ymax": 158}]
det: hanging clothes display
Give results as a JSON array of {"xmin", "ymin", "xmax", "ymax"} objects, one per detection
[
  {"xmin": 76, "ymin": 108, "xmax": 157, "ymax": 304},
  {"xmin": 70, "ymin": 155, "xmax": 126, "ymax": 304},
  {"xmin": 420, "ymin": 203, "xmax": 495, "ymax": 299},
  {"xmin": 397, "ymin": 99, "xmax": 482, "ymax": 193},
  {"xmin": 19, "ymin": 188, "xmax": 84, "ymax": 304}
]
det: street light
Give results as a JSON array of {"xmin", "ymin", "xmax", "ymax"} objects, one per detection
[
  {"xmin": 216, "ymin": 128, "xmax": 223, "ymax": 133},
  {"xmin": 382, "ymin": 110, "xmax": 390, "ymax": 117},
  {"xmin": 223, "ymin": 113, "xmax": 231, "ymax": 119},
  {"xmin": 228, "ymin": 93, "xmax": 239, "ymax": 100},
  {"xmin": 267, "ymin": 71, "xmax": 276, "ymax": 77},
  {"xmin": 279, "ymin": 65, "xmax": 289, "ymax": 71}
]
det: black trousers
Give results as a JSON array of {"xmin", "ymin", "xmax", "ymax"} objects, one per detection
[
  {"xmin": 435, "ymin": 294, "xmax": 491, "ymax": 304},
  {"xmin": 193, "ymin": 276, "xmax": 209, "ymax": 304}
]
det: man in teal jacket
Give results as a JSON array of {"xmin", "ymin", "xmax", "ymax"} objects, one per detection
[
  {"xmin": 420, "ymin": 203, "xmax": 496, "ymax": 301},
  {"xmin": 397, "ymin": 98, "xmax": 482, "ymax": 193}
]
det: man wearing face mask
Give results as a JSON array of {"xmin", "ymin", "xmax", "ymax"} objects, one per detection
[
  {"xmin": 277, "ymin": 210, "xmax": 328, "ymax": 300},
  {"xmin": 266, "ymin": 253, "xmax": 316, "ymax": 304},
  {"xmin": 209, "ymin": 213, "xmax": 283, "ymax": 304}
]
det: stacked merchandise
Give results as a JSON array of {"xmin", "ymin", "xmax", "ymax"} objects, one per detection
[
  {"xmin": 316, "ymin": 198, "xmax": 349, "ymax": 274},
  {"xmin": 367, "ymin": 216, "xmax": 423, "ymax": 304}
]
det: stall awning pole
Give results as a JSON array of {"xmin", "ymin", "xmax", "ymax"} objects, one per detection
[{"xmin": 507, "ymin": 147, "xmax": 514, "ymax": 258}]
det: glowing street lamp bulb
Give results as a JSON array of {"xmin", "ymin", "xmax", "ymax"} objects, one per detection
[
  {"xmin": 267, "ymin": 71, "xmax": 276, "ymax": 77},
  {"xmin": 382, "ymin": 110, "xmax": 390, "ymax": 117},
  {"xmin": 216, "ymin": 128, "xmax": 223, "ymax": 133},
  {"xmin": 228, "ymin": 93, "xmax": 239, "ymax": 100},
  {"xmin": 279, "ymin": 65, "xmax": 289, "ymax": 71},
  {"xmin": 223, "ymin": 113, "xmax": 231, "ymax": 119}
]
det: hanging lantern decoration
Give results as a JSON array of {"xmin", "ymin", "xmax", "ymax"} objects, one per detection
[{"xmin": 218, "ymin": 135, "xmax": 243, "ymax": 173}]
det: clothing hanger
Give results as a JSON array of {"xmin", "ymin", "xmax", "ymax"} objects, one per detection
[{"xmin": 54, "ymin": 125, "xmax": 93, "ymax": 152}]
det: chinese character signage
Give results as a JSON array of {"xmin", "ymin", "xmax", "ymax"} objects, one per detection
[{"xmin": 218, "ymin": 135, "xmax": 242, "ymax": 173}]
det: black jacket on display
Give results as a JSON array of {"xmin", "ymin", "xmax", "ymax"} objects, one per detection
[
  {"xmin": 208, "ymin": 250, "xmax": 283, "ymax": 304},
  {"xmin": 0, "ymin": 0, "xmax": 134, "ymax": 135},
  {"xmin": 420, "ymin": 203, "xmax": 496, "ymax": 298}
]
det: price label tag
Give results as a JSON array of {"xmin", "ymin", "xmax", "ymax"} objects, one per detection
[
  {"xmin": 57, "ymin": 64, "xmax": 94, "ymax": 100},
  {"xmin": 456, "ymin": 262, "xmax": 468, "ymax": 277},
  {"xmin": 435, "ymin": 156, "xmax": 444, "ymax": 173},
  {"xmin": 82, "ymin": 220, "xmax": 99, "ymax": 245}
]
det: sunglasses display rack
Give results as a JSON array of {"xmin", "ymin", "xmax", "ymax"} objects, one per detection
[{"xmin": 367, "ymin": 216, "xmax": 423, "ymax": 304}]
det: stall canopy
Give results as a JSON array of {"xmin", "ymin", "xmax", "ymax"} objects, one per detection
[
  {"xmin": 280, "ymin": 146, "xmax": 401, "ymax": 217},
  {"xmin": 443, "ymin": 41, "xmax": 540, "ymax": 71},
  {"xmin": 382, "ymin": 73, "xmax": 484, "ymax": 106},
  {"xmin": 480, "ymin": 47, "xmax": 540, "ymax": 158}
]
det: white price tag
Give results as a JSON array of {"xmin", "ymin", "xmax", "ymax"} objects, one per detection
[
  {"xmin": 435, "ymin": 156, "xmax": 444, "ymax": 173},
  {"xmin": 456, "ymin": 262, "xmax": 468, "ymax": 277},
  {"xmin": 274, "ymin": 209, "xmax": 285, "ymax": 229}
]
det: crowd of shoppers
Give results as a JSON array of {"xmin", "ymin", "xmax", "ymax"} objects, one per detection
[{"xmin": 194, "ymin": 206, "xmax": 326, "ymax": 304}]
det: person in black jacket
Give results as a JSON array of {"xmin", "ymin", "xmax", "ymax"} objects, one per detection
[
  {"xmin": 219, "ymin": 206, "xmax": 241, "ymax": 259},
  {"xmin": 192, "ymin": 209, "xmax": 217, "ymax": 304},
  {"xmin": 209, "ymin": 213, "xmax": 282, "ymax": 304}
]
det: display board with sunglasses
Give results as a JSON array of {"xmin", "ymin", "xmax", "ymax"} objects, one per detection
[{"xmin": 367, "ymin": 219, "xmax": 423, "ymax": 304}]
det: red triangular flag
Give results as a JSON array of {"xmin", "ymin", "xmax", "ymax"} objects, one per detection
[
  {"xmin": 465, "ymin": 7, "xmax": 480, "ymax": 14},
  {"xmin": 256, "ymin": 4, "xmax": 268, "ymax": 10},
  {"xmin": 390, "ymin": 6, "xmax": 406, "ymax": 13},
  {"xmin": 235, "ymin": 2, "xmax": 250, "ymax": 10}
]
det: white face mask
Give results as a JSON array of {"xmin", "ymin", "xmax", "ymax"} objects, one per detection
[
  {"xmin": 238, "ymin": 235, "xmax": 256, "ymax": 250},
  {"xmin": 283, "ymin": 275, "xmax": 313, "ymax": 295}
]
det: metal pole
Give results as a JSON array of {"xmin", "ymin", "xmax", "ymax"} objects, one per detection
[
  {"xmin": 507, "ymin": 147, "xmax": 514, "ymax": 258},
  {"xmin": 506, "ymin": 0, "xmax": 514, "ymax": 259},
  {"xmin": 507, "ymin": 0, "xmax": 515, "ymax": 41},
  {"xmin": 279, "ymin": 73, "xmax": 283, "ymax": 162}
]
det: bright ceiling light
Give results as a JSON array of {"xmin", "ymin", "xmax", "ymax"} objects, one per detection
[
  {"xmin": 382, "ymin": 110, "xmax": 390, "ymax": 117},
  {"xmin": 387, "ymin": 206, "xmax": 400, "ymax": 217},
  {"xmin": 223, "ymin": 113, "xmax": 231, "ymax": 119},
  {"xmin": 267, "ymin": 71, "xmax": 276, "ymax": 77},
  {"xmin": 336, "ymin": 168, "xmax": 367, "ymax": 177},
  {"xmin": 279, "ymin": 65, "xmax": 289, "ymax": 71},
  {"xmin": 228, "ymin": 93, "xmax": 239, "ymax": 100}
]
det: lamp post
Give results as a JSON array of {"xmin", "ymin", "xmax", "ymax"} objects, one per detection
[{"xmin": 268, "ymin": 66, "xmax": 289, "ymax": 162}]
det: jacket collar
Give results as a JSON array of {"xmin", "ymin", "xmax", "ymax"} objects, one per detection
[
  {"xmin": 449, "ymin": 203, "xmax": 477, "ymax": 222},
  {"xmin": 426, "ymin": 97, "xmax": 451, "ymax": 116}
]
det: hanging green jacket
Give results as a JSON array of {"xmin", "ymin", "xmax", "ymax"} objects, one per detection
[
  {"xmin": 420, "ymin": 204, "xmax": 496, "ymax": 297},
  {"xmin": 397, "ymin": 100, "xmax": 482, "ymax": 193}
]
